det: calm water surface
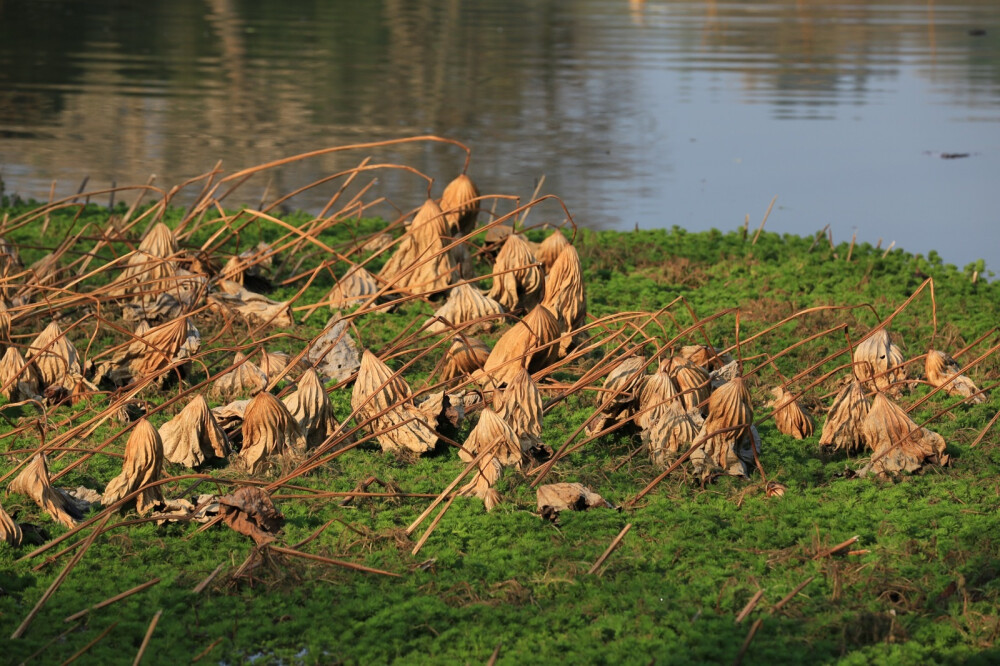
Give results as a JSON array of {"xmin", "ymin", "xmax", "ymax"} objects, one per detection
[{"xmin": 1, "ymin": 0, "xmax": 999, "ymax": 269}]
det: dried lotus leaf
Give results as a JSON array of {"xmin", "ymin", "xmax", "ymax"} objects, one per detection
[
  {"xmin": 425, "ymin": 284, "xmax": 505, "ymax": 334},
  {"xmin": 307, "ymin": 314, "xmax": 362, "ymax": 383},
  {"xmin": 217, "ymin": 486, "xmax": 284, "ymax": 545},
  {"xmin": 666, "ymin": 358, "xmax": 712, "ymax": 414},
  {"xmin": 359, "ymin": 233, "xmax": 394, "ymax": 255},
  {"xmin": 328, "ymin": 264, "xmax": 380, "ymax": 310},
  {"xmin": 351, "ymin": 351, "xmax": 437, "ymax": 454},
  {"xmin": 220, "ymin": 241, "xmax": 275, "ymax": 287},
  {"xmin": 769, "ymin": 386, "xmax": 815, "ymax": 440},
  {"xmin": 211, "ymin": 352, "xmax": 268, "ymax": 399},
  {"xmin": 478, "ymin": 305, "xmax": 561, "ymax": 387},
  {"xmin": 9, "ymin": 454, "xmax": 84, "ymax": 528},
  {"xmin": 678, "ymin": 345, "xmax": 732, "ymax": 371},
  {"xmin": 158, "ymin": 395, "xmax": 231, "ymax": 468},
  {"xmin": 541, "ymin": 245, "xmax": 586, "ymax": 356},
  {"xmin": 494, "ymin": 368, "xmax": 545, "ymax": 455},
  {"xmin": 111, "ymin": 222, "xmax": 179, "ymax": 297},
  {"xmin": 854, "ymin": 329, "xmax": 908, "ymax": 395},
  {"xmin": 646, "ymin": 408, "xmax": 700, "ymax": 468},
  {"xmin": 925, "ymin": 349, "xmax": 986, "ymax": 404},
  {"xmin": 102, "ymin": 419, "xmax": 164, "ymax": 514},
  {"xmin": 536, "ymin": 231, "xmax": 571, "ymax": 272},
  {"xmin": 458, "ymin": 455, "xmax": 503, "ymax": 512},
  {"xmin": 637, "ymin": 370, "xmax": 681, "ymax": 430},
  {"xmin": 27, "ymin": 321, "xmax": 81, "ymax": 389},
  {"xmin": 585, "ymin": 356, "xmax": 648, "ymax": 437},
  {"xmin": 208, "ymin": 279, "xmax": 294, "ymax": 327},
  {"xmin": 97, "ymin": 316, "xmax": 194, "ymax": 386},
  {"xmin": 282, "ymin": 368, "xmax": 340, "ymax": 449},
  {"xmin": 536, "ymin": 483, "xmax": 612, "ymax": 521},
  {"xmin": 440, "ymin": 337, "xmax": 490, "ymax": 381},
  {"xmin": 239, "ymin": 391, "xmax": 307, "ymax": 474},
  {"xmin": 488, "ymin": 233, "xmax": 544, "ymax": 311},
  {"xmin": 258, "ymin": 350, "xmax": 310, "ymax": 385},
  {"xmin": 0, "ymin": 347, "xmax": 41, "ymax": 400},
  {"xmin": 439, "ymin": 173, "xmax": 480, "ymax": 236},
  {"xmin": 460, "ymin": 408, "xmax": 523, "ymax": 468},
  {"xmin": 0, "ymin": 501, "xmax": 22, "ymax": 546},
  {"xmin": 690, "ymin": 377, "xmax": 757, "ymax": 479},
  {"xmin": 819, "ymin": 380, "xmax": 870, "ymax": 454},
  {"xmin": 860, "ymin": 393, "xmax": 948, "ymax": 477},
  {"xmin": 378, "ymin": 199, "xmax": 456, "ymax": 296}
]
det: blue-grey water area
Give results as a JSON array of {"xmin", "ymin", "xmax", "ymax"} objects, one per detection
[{"xmin": 1, "ymin": 0, "xmax": 999, "ymax": 270}]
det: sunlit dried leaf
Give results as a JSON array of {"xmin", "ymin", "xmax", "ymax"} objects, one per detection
[
  {"xmin": 536, "ymin": 483, "xmax": 612, "ymax": 521},
  {"xmin": 460, "ymin": 408, "xmax": 522, "ymax": 468},
  {"xmin": 0, "ymin": 501, "xmax": 22, "ymax": 546},
  {"xmin": 9, "ymin": 454, "xmax": 84, "ymax": 528},
  {"xmin": 678, "ymin": 345, "xmax": 732, "ymax": 371},
  {"xmin": 351, "ymin": 350, "xmax": 437, "ymax": 454},
  {"xmin": 283, "ymin": 368, "xmax": 340, "ymax": 449},
  {"xmin": 102, "ymin": 419, "xmax": 164, "ymax": 514},
  {"xmin": 328, "ymin": 264, "xmax": 380, "ymax": 310},
  {"xmin": 541, "ymin": 245, "xmax": 586, "ymax": 356},
  {"xmin": 769, "ymin": 386, "xmax": 815, "ymax": 439},
  {"xmin": 860, "ymin": 392, "xmax": 948, "ymax": 477},
  {"xmin": 111, "ymin": 222, "xmax": 179, "ymax": 297},
  {"xmin": 240, "ymin": 392, "xmax": 307, "ymax": 474},
  {"xmin": 637, "ymin": 369, "xmax": 681, "ymax": 430},
  {"xmin": 440, "ymin": 337, "xmax": 490, "ymax": 381},
  {"xmin": 96, "ymin": 316, "xmax": 195, "ymax": 386},
  {"xmin": 690, "ymin": 377, "xmax": 758, "ymax": 479},
  {"xmin": 854, "ymin": 329, "xmax": 908, "ymax": 395},
  {"xmin": 217, "ymin": 486, "xmax": 284, "ymax": 545},
  {"xmin": 159, "ymin": 395, "xmax": 231, "ymax": 468},
  {"xmin": 208, "ymin": 279, "xmax": 294, "ymax": 327},
  {"xmin": 536, "ymin": 231, "xmax": 570, "ymax": 272},
  {"xmin": 425, "ymin": 283, "xmax": 505, "ymax": 334},
  {"xmin": 646, "ymin": 408, "xmax": 701, "ymax": 468},
  {"xmin": 211, "ymin": 352, "xmax": 268, "ymax": 399},
  {"xmin": 925, "ymin": 349, "xmax": 986, "ymax": 404},
  {"xmin": 585, "ymin": 356, "xmax": 647, "ymax": 436},
  {"xmin": 477, "ymin": 305, "xmax": 561, "ymax": 387},
  {"xmin": 307, "ymin": 314, "xmax": 362, "ymax": 383},
  {"xmin": 440, "ymin": 173, "xmax": 480, "ymax": 236},
  {"xmin": 220, "ymin": 241, "xmax": 275, "ymax": 287},
  {"xmin": 211, "ymin": 399, "xmax": 250, "ymax": 437},
  {"xmin": 26, "ymin": 321, "xmax": 81, "ymax": 389},
  {"xmin": 665, "ymin": 358, "xmax": 711, "ymax": 414},
  {"xmin": 488, "ymin": 233, "xmax": 544, "ymax": 311},
  {"xmin": 0, "ymin": 346, "xmax": 42, "ymax": 400},
  {"xmin": 819, "ymin": 380, "xmax": 870, "ymax": 454},
  {"xmin": 494, "ymin": 368, "xmax": 545, "ymax": 456},
  {"xmin": 765, "ymin": 481, "xmax": 787, "ymax": 498},
  {"xmin": 258, "ymin": 350, "xmax": 310, "ymax": 385},
  {"xmin": 379, "ymin": 199, "xmax": 456, "ymax": 296},
  {"xmin": 359, "ymin": 233, "xmax": 394, "ymax": 255},
  {"xmin": 458, "ymin": 454, "xmax": 503, "ymax": 511}
]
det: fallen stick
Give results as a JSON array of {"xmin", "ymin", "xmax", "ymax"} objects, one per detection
[
  {"xmin": 734, "ymin": 590, "xmax": 764, "ymax": 624},
  {"xmin": 60, "ymin": 621, "xmax": 118, "ymax": 666},
  {"xmin": 192, "ymin": 564, "xmax": 225, "ymax": 594},
  {"xmin": 132, "ymin": 609, "xmax": 162, "ymax": 666},
  {"xmin": 411, "ymin": 493, "xmax": 457, "ymax": 556},
  {"xmin": 192, "ymin": 638, "xmax": 224, "ymax": 663},
  {"xmin": 733, "ymin": 576, "xmax": 814, "ymax": 666},
  {"xmin": 64, "ymin": 577, "xmax": 161, "ymax": 623},
  {"xmin": 587, "ymin": 524, "xmax": 633, "ymax": 575},
  {"xmin": 268, "ymin": 545, "xmax": 401, "ymax": 577},
  {"xmin": 813, "ymin": 536, "xmax": 859, "ymax": 560}
]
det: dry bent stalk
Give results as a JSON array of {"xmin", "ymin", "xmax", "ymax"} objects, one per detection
[
  {"xmin": 440, "ymin": 337, "xmax": 490, "ymax": 381},
  {"xmin": 9, "ymin": 454, "xmax": 85, "ymax": 528},
  {"xmin": 818, "ymin": 380, "xmax": 870, "ymax": 454},
  {"xmin": 425, "ymin": 283, "xmax": 504, "ymax": 335},
  {"xmin": 478, "ymin": 304, "xmax": 561, "ymax": 387},
  {"xmin": 0, "ymin": 347, "xmax": 42, "ymax": 400},
  {"xmin": 328, "ymin": 264, "xmax": 380, "ymax": 310},
  {"xmin": 211, "ymin": 352, "xmax": 268, "ymax": 399},
  {"xmin": 26, "ymin": 321, "xmax": 81, "ymax": 390},
  {"xmin": 351, "ymin": 350, "xmax": 437, "ymax": 454},
  {"xmin": 769, "ymin": 386, "xmax": 815, "ymax": 439},
  {"xmin": 488, "ymin": 233, "xmax": 544, "ymax": 311},
  {"xmin": 536, "ymin": 231, "xmax": 570, "ymax": 272},
  {"xmin": 439, "ymin": 173, "xmax": 480, "ymax": 236},
  {"xmin": 102, "ymin": 419, "xmax": 165, "ymax": 514},
  {"xmin": 691, "ymin": 377, "xmax": 759, "ymax": 479},
  {"xmin": 208, "ymin": 279, "xmax": 294, "ymax": 327},
  {"xmin": 494, "ymin": 368, "xmax": 545, "ymax": 457},
  {"xmin": 925, "ymin": 349, "xmax": 987, "ymax": 404},
  {"xmin": 0, "ymin": 500, "xmax": 22, "ymax": 546},
  {"xmin": 158, "ymin": 395, "xmax": 231, "ymax": 468},
  {"xmin": 282, "ymin": 368, "xmax": 339, "ymax": 449},
  {"xmin": 854, "ymin": 329, "xmax": 908, "ymax": 395},
  {"xmin": 860, "ymin": 393, "xmax": 949, "ymax": 477},
  {"xmin": 239, "ymin": 391, "xmax": 307, "ymax": 474}
]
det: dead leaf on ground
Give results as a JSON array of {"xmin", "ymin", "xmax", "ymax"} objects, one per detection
[
  {"xmin": 536, "ymin": 483, "xmax": 613, "ymax": 521},
  {"xmin": 217, "ymin": 486, "xmax": 285, "ymax": 545}
]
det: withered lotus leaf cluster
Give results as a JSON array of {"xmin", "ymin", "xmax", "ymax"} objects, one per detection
[
  {"xmin": 96, "ymin": 316, "xmax": 199, "ymax": 386},
  {"xmin": 493, "ymin": 368, "xmax": 545, "ymax": 458},
  {"xmin": 425, "ymin": 283, "xmax": 504, "ymax": 334},
  {"xmin": 586, "ymin": 356, "xmax": 648, "ymax": 436},
  {"xmin": 769, "ymin": 386, "xmax": 815, "ymax": 439},
  {"xmin": 861, "ymin": 393, "xmax": 948, "ymax": 477},
  {"xmin": 351, "ymin": 351, "xmax": 437, "ymax": 454},
  {"xmin": 690, "ymin": 377, "xmax": 760, "ymax": 479},
  {"xmin": 111, "ymin": 222, "xmax": 179, "ymax": 298},
  {"xmin": 819, "ymin": 380, "xmax": 870, "ymax": 454},
  {"xmin": 635, "ymin": 367, "xmax": 702, "ymax": 466},
  {"xmin": 239, "ymin": 391, "xmax": 307, "ymax": 474},
  {"xmin": 0, "ymin": 347, "xmax": 42, "ymax": 400},
  {"xmin": 488, "ymin": 233, "xmax": 545, "ymax": 311},
  {"xmin": 283, "ymin": 368, "xmax": 340, "ymax": 449},
  {"xmin": 925, "ymin": 349, "xmax": 986, "ymax": 404},
  {"xmin": 102, "ymin": 419, "xmax": 165, "ymax": 514},
  {"xmin": 460, "ymin": 408, "xmax": 522, "ymax": 470},
  {"xmin": 27, "ymin": 321, "xmax": 81, "ymax": 390},
  {"xmin": 664, "ymin": 358, "xmax": 712, "ymax": 414},
  {"xmin": 9, "ymin": 454, "xmax": 85, "ymax": 528},
  {"xmin": 854, "ymin": 329, "xmax": 908, "ymax": 395},
  {"xmin": 541, "ymin": 245, "xmax": 586, "ymax": 355},
  {"xmin": 159, "ymin": 395, "xmax": 231, "ymax": 468}
]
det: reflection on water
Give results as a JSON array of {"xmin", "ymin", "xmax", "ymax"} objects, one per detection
[{"xmin": 1, "ymin": 0, "xmax": 999, "ymax": 268}]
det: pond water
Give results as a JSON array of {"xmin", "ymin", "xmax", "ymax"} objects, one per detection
[{"xmin": 1, "ymin": 0, "xmax": 999, "ymax": 270}]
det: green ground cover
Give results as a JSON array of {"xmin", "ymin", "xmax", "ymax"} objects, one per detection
[{"xmin": 0, "ymin": 200, "xmax": 998, "ymax": 665}]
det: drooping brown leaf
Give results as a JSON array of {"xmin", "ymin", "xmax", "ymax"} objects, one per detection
[
  {"xmin": 536, "ymin": 483, "xmax": 612, "ymax": 521},
  {"xmin": 925, "ymin": 349, "xmax": 986, "ymax": 404},
  {"xmin": 646, "ymin": 408, "xmax": 701, "ymax": 468},
  {"xmin": 637, "ymin": 369, "xmax": 681, "ymax": 430},
  {"xmin": 102, "ymin": 419, "xmax": 164, "ymax": 514},
  {"xmin": 158, "ymin": 395, "xmax": 231, "ymax": 468},
  {"xmin": 217, "ymin": 486, "xmax": 284, "ymax": 545},
  {"xmin": 854, "ymin": 329, "xmax": 908, "ymax": 395},
  {"xmin": 494, "ymin": 368, "xmax": 545, "ymax": 457},
  {"xmin": 211, "ymin": 398, "xmax": 251, "ymax": 438},
  {"xmin": 211, "ymin": 352, "xmax": 268, "ymax": 399},
  {"xmin": 378, "ymin": 199, "xmax": 456, "ymax": 296},
  {"xmin": 861, "ymin": 392, "xmax": 949, "ymax": 477},
  {"xmin": 425, "ymin": 283, "xmax": 505, "ymax": 334},
  {"xmin": 0, "ymin": 500, "xmax": 22, "ymax": 546},
  {"xmin": 690, "ymin": 377, "xmax": 758, "ymax": 479},
  {"xmin": 818, "ymin": 380, "xmax": 870, "ymax": 454},
  {"xmin": 540, "ymin": 245, "xmax": 586, "ymax": 356},
  {"xmin": 585, "ymin": 356, "xmax": 648, "ymax": 436},
  {"xmin": 678, "ymin": 345, "xmax": 732, "ymax": 371},
  {"xmin": 26, "ymin": 321, "xmax": 81, "ymax": 390},
  {"xmin": 328, "ymin": 264, "xmax": 380, "ymax": 310},
  {"xmin": 9, "ymin": 454, "xmax": 86, "ymax": 527},
  {"xmin": 282, "ymin": 368, "xmax": 340, "ymax": 449},
  {"xmin": 219, "ymin": 241, "xmax": 275, "ymax": 286},
  {"xmin": 440, "ymin": 173, "xmax": 480, "ymax": 236},
  {"xmin": 536, "ymin": 231, "xmax": 571, "ymax": 272},
  {"xmin": 111, "ymin": 222, "xmax": 179, "ymax": 297},
  {"xmin": 208, "ymin": 279, "xmax": 294, "ymax": 327},
  {"xmin": 665, "ymin": 358, "xmax": 712, "ymax": 414},
  {"xmin": 487, "ymin": 233, "xmax": 545, "ymax": 311},
  {"xmin": 458, "ymin": 455, "xmax": 504, "ymax": 512},
  {"xmin": 477, "ymin": 304, "xmax": 561, "ymax": 387},
  {"xmin": 258, "ymin": 350, "xmax": 310, "ymax": 385},
  {"xmin": 440, "ymin": 337, "xmax": 490, "ymax": 381},
  {"xmin": 769, "ymin": 386, "xmax": 815, "ymax": 439},
  {"xmin": 96, "ymin": 316, "xmax": 196, "ymax": 386},
  {"xmin": 307, "ymin": 314, "xmax": 362, "ymax": 383},
  {"xmin": 0, "ymin": 346, "xmax": 42, "ymax": 400},
  {"xmin": 239, "ymin": 392, "xmax": 307, "ymax": 474},
  {"xmin": 460, "ymin": 408, "xmax": 523, "ymax": 468},
  {"xmin": 351, "ymin": 351, "xmax": 437, "ymax": 455}
]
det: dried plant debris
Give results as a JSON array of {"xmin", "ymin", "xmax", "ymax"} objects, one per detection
[
  {"xmin": 102, "ymin": 419, "xmax": 165, "ymax": 515},
  {"xmin": 460, "ymin": 408, "xmax": 523, "ymax": 468},
  {"xmin": 494, "ymin": 368, "xmax": 546, "ymax": 458},
  {"xmin": 26, "ymin": 321, "xmax": 81, "ymax": 390},
  {"xmin": 351, "ymin": 351, "xmax": 437, "ymax": 455},
  {"xmin": 690, "ymin": 377, "xmax": 759, "ymax": 479},
  {"xmin": 488, "ymin": 233, "xmax": 544, "ymax": 311},
  {"xmin": 308, "ymin": 314, "xmax": 362, "ymax": 383},
  {"xmin": 0, "ymin": 347, "xmax": 42, "ymax": 400},
  {"xmin": 854, "ymin": 329, "xmax": 908, "ymax": 395},
  {"xmin": 478, "ymin": 304, "xmax": 561, "ymax": 387},
  {"xmin": 678, "ymin": 345, "xmax": 732, "ymax": 371},
  {"xmin": 209, "ymin": 279, "xmax": 294, "ymax": 327},
  {"xmin": 586, "ymin": 356, "xmax": 648, "ymax": 436},
  {"xmin": 258, "ymin": 350, "xmax": 310, "ymax": 385},
  {"xmin": 220, "ymin": 241, "xmax": 275, "ymax": 287},
  {"xmin": 0, "ymin": 501, "xmax": 22, "ymax": 546},
  {"xmin": 417, "ymin": 390, "xmax": 483, "ymax": 430},
  {"xmin": 110, "ymin": 222, "xmax": 179, "ymax": 297},
  {"xmin": 239, "ymin": 391, "xmax": 307, "ymax": 474},
  {"xmin": 440, "ymin": 337, "xmax": 490, "ymax": 381},
  {"xmin": 925, "ymin": 349, "xmax": 986, "ymax": 404},
  {"xmin": 379, "ymin": 199, "xmax": 456, "ymax": 296},
  {"xmin": 646, "ymin": 408, "xmax": 702, "ymax": 468},
  {"xmin": 665, "ymin": 358, "xmax": 712, "ymax": 415},
  {"xmin": 637, "ymin": 369, "xmax": 681, "ymax": 430},
  {"xmin": 159, "ymin": 395, "xmax": 231, "ymax": 468},
  {"xmin": 769, "ymin": 386, "xmax": 815, "ymax": 439},
  {"xmin": 458, "ymin": 455, "xmax": 503, "ymax": 512},
  {"xmin": 440, "ymin": 173, "xmax": 480, "ymax": 236},
  {"xmin": 819, "ymin": 380, "xmax": 871, "ymax": 454},
  {"xmin": 217, "ymin": 486, "xmax": 284, "ymax": 545},
  {"xmin": 328, "ymin": 264, "xmax": 380, "ymax": 310},
  {"xmin": 211, "ymin": 352, "xmax": 268, "ymax": 399},
  {"xmin": 9, "ymin": 454, "xmax": 85, "ymax": 528},
  {"xmin": 541, "ymin": 245, "xmax": 586, "ymax": 354},
  {"xmin": 95, "ymin": 316, "xmax": 197, "ymax": 386},
  {"xmin": 425, "ymin": 283, "xmax": 505, "ymax": 334},
  {"xmin": 283, "ymin": 368, "xmax": 340, "ymax": 449},
  {"xmin": 536, "ymin": 483, "xmax": 613, "ymax": 521},
  {"xmin": 860, "ymin": 393, "xmax": 949, "ymax": 477},
  {"xmin": 212, "ymin": 399, "xmax": 251, "ymax": 438},
  {"xmin": 536, "ymin": 231, "xmax": 571, "ymax": 273}
]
